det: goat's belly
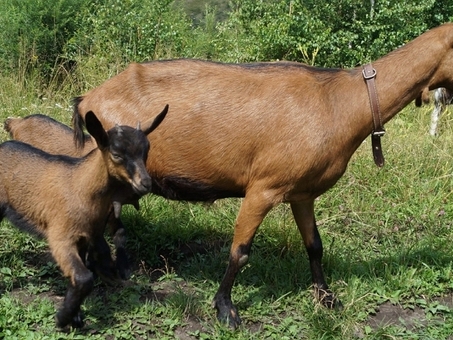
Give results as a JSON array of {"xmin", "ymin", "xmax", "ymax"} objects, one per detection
[
  {"xmin": 150, "ymin": 175, "xmax": 244, "ymax": 202},
  {"xmin": 3, "ymin": 205, "xmax": 45, "ymax": 239}
]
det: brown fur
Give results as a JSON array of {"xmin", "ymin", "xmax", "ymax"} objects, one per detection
[
  {"xmin": 4, "ymin": 114, "xmax": 135, "ymax": 279},
  {"xmin": 0, "ymin": 107, "xmax": 167, "ymax": 328},
  {"xmin": 4, "ymin": 114, "xmax": 94, "ymax": 156},
  {"xmin": 73, "ymin": 23, "xmax": 453, "ymax": 328}
]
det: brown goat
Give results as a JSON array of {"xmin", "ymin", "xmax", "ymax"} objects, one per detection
[
  {"xmin": 5, "ymin": 114, "xmax": 95, "ymax": 156},
  {"xmin": 73, "ymin": 23, "xmax": 453, "ymax": 328},
  {"xmin": 4, "ymin": 114, "xmax": 137, "ymax": 279},
  {"xmin": 0, "ymin": 107, "xmax": 167, "ymax": 328}
]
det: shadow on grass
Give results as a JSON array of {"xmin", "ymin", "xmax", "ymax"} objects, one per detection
[{"xmin": 2, "ymin": 203, "xmax": 452, "ymax": 335}]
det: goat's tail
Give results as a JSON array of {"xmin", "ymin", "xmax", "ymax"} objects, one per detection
[
  {"xmin": 72, "ymin": 97, "xmax": 86, "ymax": 149},
  {"xmin": 3, "ymin": 117, "xmax": 20, "ymax": 138}
]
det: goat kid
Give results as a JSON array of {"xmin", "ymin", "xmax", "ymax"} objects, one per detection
[
  {"xmin": 4, "ymin": 114, "xmax": 138, "ymax": 279},
  {"xmin": 73, "ymin": 23, "xmax": 453, "ymax": 328},
  {"xmin": 0, "ymin": 106, "xmax": 167, "ymax": 328}
]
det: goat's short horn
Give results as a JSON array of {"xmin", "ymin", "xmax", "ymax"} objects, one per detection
[{"xmin": 136, "ymin": 122, "xmax": 141, "ymax": 130}]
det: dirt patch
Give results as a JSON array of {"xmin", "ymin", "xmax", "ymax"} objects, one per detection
[
  {"xmin": 365, "ymin": 294, "xmax": 453, "ymax": 335},
  {"xmin": 173, "ymin": 316, "xmax": 205, "ymax": 340},
  {"xmin": 368, "ymin": 302, "xmax": 427, "ymax": 330},
  {"xmin": 9, "ymin": 288, "xmax": 63, "ymax": 306}
]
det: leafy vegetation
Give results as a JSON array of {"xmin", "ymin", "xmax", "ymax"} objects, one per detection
[
  {"xmin": 1, "ymin": 0, "xmax": 453, "ymax": 338},
  {"xmin": 2, "ymin": 0, "xmax": 453, "ymax": 79}
]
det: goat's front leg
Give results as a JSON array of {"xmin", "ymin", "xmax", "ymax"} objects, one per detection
[
  {"xmin": 291, "ymin": 200, "xmax": 342, "ymax": 309},
  {"xmin": 106, "ymin": 210, "xmax": 131, "ymax": 280},
  {"xmin": 49, "ymin": 238, "xmax": 94, "ymax": 328},
  {"xmin": 89, "ymin": 234, "xmax": 119, "ymax": 285},
  {"xmin": 212, "ymin": 190, "xmax": 276, "ymax": 329}
]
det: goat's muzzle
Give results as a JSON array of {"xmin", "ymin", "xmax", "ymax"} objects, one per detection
[{"xmin": 132, "ymin": 173, "xmax": 152, "ymax": 196}]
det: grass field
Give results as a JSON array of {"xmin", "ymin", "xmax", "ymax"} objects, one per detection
[{"xmin": 1, "ymin": 71, "xmax": 453, "ymax": 339}]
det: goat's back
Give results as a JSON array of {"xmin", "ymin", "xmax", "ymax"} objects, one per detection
[
  {"xmin": 75, "ymin": 60, "xmax": 350, "ymax": 200},
  {"xmin": 5, "ymin": 114, "xmax": 94, "ymax": 157},
  {"xmin": 0, "ymin": 141, "xmax": 104, "ymax": 235}
]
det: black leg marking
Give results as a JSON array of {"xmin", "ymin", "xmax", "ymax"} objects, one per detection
[
  {"xmin": 112, "ymin": 223, "xmax": 130, "ymax": 280},
  {"xmin": 212, "ymin": 243, "xmax": 251, "ymax": 329},
  {"xmin": 291, "ymin": 201, "xmax": 342, "ymax": 310},
  {"xmin": 306, "ymin": 222, "xmax": 342, "ymax": 309},
  {"xmin": 91, "ymin": 235, "xmax": 118, "ymax": 285},
  {"xmin": 56, "ymin": 270, "xmax": 94, "ymax": 329}
]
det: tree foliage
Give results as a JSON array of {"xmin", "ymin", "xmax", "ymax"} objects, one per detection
[
  {"xmin": 0, "ymin": 0, "xmax": 453, "ymax": 79},
  {"xmin": 0, "ymin": 0, "xmax": 86, "ymax": 75}
]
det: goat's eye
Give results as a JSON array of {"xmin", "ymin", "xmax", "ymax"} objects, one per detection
[{"xmin": 111, "ymin": 153, "xmax": 123, "ymax": 163}]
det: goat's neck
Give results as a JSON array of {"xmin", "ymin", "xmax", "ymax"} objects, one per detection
[
  {"xmin": 74, "ymin": 150, "xmax": 116, "ymax": 205},
  {"xmin": 337, "ymin": 24, "xmax": 453, "ymax": 152}
]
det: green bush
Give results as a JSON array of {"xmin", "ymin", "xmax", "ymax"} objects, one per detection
[
  {"xmin": 66, "ymin": 0, "xmax": 193, "ymax": 64},
  {"xmin": 216, "ymin": 0, "xmax": 453, "ymax": 67},
  {"xmin": 1, "ymin": 0, "xmax": 453, "ymax": 85},
  {"xmin": 0, "ymin": 0, "xmax": 87, "ymax": 76}
]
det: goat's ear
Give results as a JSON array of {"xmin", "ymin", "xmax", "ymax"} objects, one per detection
[
  {"xmin": 140, "ymin": 104, "xmax": 168, "ymax": 135},
  {"xmin": 85, "ymin": 111, "xmax": 109, "ymax": 149}
]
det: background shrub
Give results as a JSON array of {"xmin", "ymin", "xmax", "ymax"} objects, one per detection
[
  {"xmin": 1, "ymin": 0, "xmax": 453, "ymax": 85},
  {"xmin": 0, "ymin": 0, "xmax": 87, "ymax": 77}
]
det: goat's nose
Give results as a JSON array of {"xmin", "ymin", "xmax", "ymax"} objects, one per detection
[
  {"xmin": 141, "ymin": 176, "xmax": 152, "ymax": 192},
  {"xmin": 133, "ymin": 173, "xmax": 152, "ymax": 195}
]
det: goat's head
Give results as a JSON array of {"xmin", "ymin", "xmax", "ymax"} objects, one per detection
[{"xmin": 85, "ymin": 104, "xmax": 168, "ymax": 196}]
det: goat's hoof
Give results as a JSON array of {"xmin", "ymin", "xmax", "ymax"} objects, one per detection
[
  {"xmin": 71, "ymin": 312, "xmax": 85, "ymax": 329},
  {"xmin": 56, "ymin": 309, "xmax": 71, "ymax": 329},
  {"xmin": 94, "ymin": 264, "xmax": 121, "ymax": 285},
  {"xmin": 56, "ymin": 310, "xmax": 85, "ymax": 328},
  {"xmin": 115, "ymin": 255, "xmax": 131, "ymax": 280},
  {"xmin": 56, "ymin": 309, "xmax": 85, "ymax": 329},
  {"xmin": 212, "ymin": 297, "xmax": 242, "ymax": 329},
  {"xmin": 314, "ymin": 285, "xmax": 343, "ymax": 310},
  {"xmin": 118, "ymin": 266, "xmax": 131, "ymax": 280}
]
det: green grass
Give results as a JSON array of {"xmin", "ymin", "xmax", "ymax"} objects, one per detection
[{"xmin": 1, "ymin": 72, "xmax": 453, "ymax": 339}]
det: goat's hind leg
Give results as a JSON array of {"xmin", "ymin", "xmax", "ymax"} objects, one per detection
[
  {"xmin": 49, "ymin": 239, "xmax": 94, "ymax": 329},
  {"xmin": 291, "ymin": 200, "xmax": 342, "ymax": 309}
]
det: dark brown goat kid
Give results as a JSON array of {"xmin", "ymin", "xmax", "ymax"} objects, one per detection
[
  {"xmin": 4, "ymin": 114, "xmax": 137, "ymax": 279},
  {"xmin": 73, "ymin": 23, "xmax": 453, "ymax": 328},
  {"xmin": 0, "ymin": 106, "xmax": 167, "ymax": 328}
]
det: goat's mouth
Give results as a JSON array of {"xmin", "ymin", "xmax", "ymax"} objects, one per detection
[{"xmin": 131, "ymin": 180, "xmax": 152, "ymax": 196}]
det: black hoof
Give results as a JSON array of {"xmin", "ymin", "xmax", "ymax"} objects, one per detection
[
  {"xmin": 314, "ymin": 285, "xmax": 343, "ymax": 310},
  {"xmin": 56, "ymin": 313, "xmax": 71, "ymax": 329},
  {"xmin": 212, "ymin": 297, "xmax": 241, "ymax": 329},
  {"xmin": 115, "ymin": 250, "xmax": 131, "ymax": 280},
  {"xmin": 71, "ymin": 311, "xmax": 85, "ymax": 329},
  {"xmin": 56, "ymin": 309, "xmax": 84, "ymax": 329}
]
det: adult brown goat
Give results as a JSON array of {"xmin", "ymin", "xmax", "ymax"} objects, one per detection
[
  {"xmin": 4, "ymin": 114, "xmax": 137, "ymax": 279},
  {"xmin": 73, "ymin": 23, "xmax": 453, "ymax": 328},
  {"xmin": 0, "ymin": 106, "xmax": 167, "ymax": 328}
]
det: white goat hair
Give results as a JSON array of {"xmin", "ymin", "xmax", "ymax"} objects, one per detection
[{"xmin": 429, "ymin": 88, "xmax": 453, "ymax": 136}]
